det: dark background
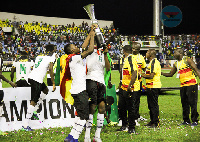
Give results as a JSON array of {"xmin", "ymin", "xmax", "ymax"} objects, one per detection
[{"xmin": 1, "ymin": 0, "xmax": 199, "ymax": 35}]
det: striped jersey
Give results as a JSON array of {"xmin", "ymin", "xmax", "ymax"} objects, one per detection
[
  {"xmin": 174, "ymin": 56, "xmax": 197, "ymax": 87},
  {"xmin": 146, "ymin": 58, "xmax": 161, "ymax": 88},
  {"xmin": 120, "ymin": 54, "xmax": 140, "ymax": 91},
  {"xmin": 132, "ymin": 54, "xmax": 146, "ymax": 82}
]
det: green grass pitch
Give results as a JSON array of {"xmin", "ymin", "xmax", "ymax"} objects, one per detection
[{"xmin": 1, "ymin": 70, "xmax": 200, "ymax": 142}]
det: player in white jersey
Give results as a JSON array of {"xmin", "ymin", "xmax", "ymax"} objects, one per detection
[
  {"xmin": 10, "ymin": 51, "xmax": 34, "ymax": 87},
  {"xmin": 84, "ymin": 42, "xmax": 111, "ymax": 141},
  {"xmin": 0, "ymin": 42, "xmax": 16, "ymax": 119},
  {"xmin": 63, "ymin": 24, "xmax": 96, "ymax": 142},
  {"xmin": 22, "ymin": 44, "xmax": 57, "ymax": 131}
]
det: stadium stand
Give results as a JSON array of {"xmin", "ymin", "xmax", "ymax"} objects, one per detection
[{"xmin": 1, "ymin": 17, "xmax": 200, "ymax": 68}]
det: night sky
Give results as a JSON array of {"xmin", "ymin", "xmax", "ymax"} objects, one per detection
[{"xmin": 1, "ymin": 0, "xmax": 199, "ymax": 35}]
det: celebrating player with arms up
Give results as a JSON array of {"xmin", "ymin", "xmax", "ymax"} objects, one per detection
[
  {"xmin": 22, "ymin": 44, "xmax": 57, "ymax": 131},
  {"xmin": 63, "ymin": 24, "xmax": 96, "ymax": 142},
  {"xmin": 84, "ymin": 30, "xmax": 111, "ymax": 142}
]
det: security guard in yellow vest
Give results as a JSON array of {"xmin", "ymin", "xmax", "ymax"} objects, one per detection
[
  {"xmin": 131, "ymin": 42, "xmax": 147, "ymax": 124},
  {"xmin": 162, "ymin": 48, "xmax": 199, "ymax": 126},
  {"xmin": 117, "ymin": 45, "xmax": 139, "ymax": 134},
  {"xmin": 141, "ymin": 49, "xmax": 161, "ymax": 128}
]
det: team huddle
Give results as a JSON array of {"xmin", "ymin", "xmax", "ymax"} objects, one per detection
[{"xmin": 0, "ymin": 24, "xmax": 199, "ymax": 142}]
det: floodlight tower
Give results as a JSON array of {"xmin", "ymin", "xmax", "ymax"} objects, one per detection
[
  {"xmin": 153, "ymin": 0, "xmax": 161, "ymax": 36},
  {"xmin": 153, "ymin": 0, "xmax": 162, "ymax": 53}
]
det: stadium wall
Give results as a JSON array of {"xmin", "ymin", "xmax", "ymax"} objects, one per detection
[{"xmin": 0, "ymin": 12, "xmax": 113, "ymax": 28}]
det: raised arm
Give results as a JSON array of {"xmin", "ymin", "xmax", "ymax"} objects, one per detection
[
  {"xmin": 82, "ymin": 33, "xmax": 91, "ymax": 50},
  {"xmin": 161, "ymin": 64, "xmax": 177, "ymax": 77},
  {"xmin": 81, "ymin": 25, "xmax": 96, "ymax": 59}
]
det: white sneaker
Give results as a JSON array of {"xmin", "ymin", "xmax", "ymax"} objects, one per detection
[
  {"xmin": 124, "ymin": 127, "xmax": 128, "ymax": 131},
  {"xmin": 84, "ymin": 137, "xmax": 91, "ymax": 142},
  {"xmin": 0, "ymin": 106, "xmax": 3, "ymax": 117},
  {"xmin": 93, "ymin": 137, "xmax": 102, "ymax": 142},
  {"xmin": 135, "ymin": 120, "xmax": 140, "ymax": 126},
  {"xmin": 138, "ymin": 116, "xmax": 147, "ymax": 121},
  {"xmin": 117, "ymin": 120, "xmax": 122, "ymax": 126}
]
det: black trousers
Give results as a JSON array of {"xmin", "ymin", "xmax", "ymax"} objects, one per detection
[
  {"xmin": 146, "ymin": 88, "xmax": 160, "ymax": 124},
  {"xmin": 118, "ymin": 89, "xmax": 136, "ymax": 129},
  {"xmin": 47, "ymin": 78, "xmax": 53, "ymax": 86},
  {"xmin": 134, "ymin": 82, "xmax": 142, "ymax": 120},
  {"xmin": 180, "ymin": 84, "xmax": 199, "ymax": 123}
]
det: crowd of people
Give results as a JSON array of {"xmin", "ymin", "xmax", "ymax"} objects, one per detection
[
  {"xmin": 0, "ymin": 18, "xmax": 120, "ymax": 61},
  {"xmin": 125, "ymin": 34, "xmax": 200, "ymax": 60},
  {"xmin": 1, "ymin": 18, "xmax": 200, "ymax": 65},
  {"xmin": 0, "ymin": 20, "xmax": 199, "ymax": 142}
]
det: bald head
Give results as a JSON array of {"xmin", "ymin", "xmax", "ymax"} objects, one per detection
[
  {"xmin": 175, "ymin": 48, "xmax": 184, "ymax": 55},
  {"xmin": 146, "ymin": 49, "xmax": 156, "ymax": 60},
  {"xmin": 148, "ymin": 49, "xmax": 156, "ymax": 57},
  {"xmin": 131, "ymin": 42, "xmax": 141, "ymax": 55},
  {"xmin": 174, "ymin": 48, "xmax": 184, "ymax": 60}
]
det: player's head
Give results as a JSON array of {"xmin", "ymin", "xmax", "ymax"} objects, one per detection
[
  {"xmin": 45, "ymin": 44, "xmax": 56, "ymax": 53},
  {"xmin": 146, "ymin": 49, "xmax": 156, "ymax": 60},
  {"xmin": 174, "ymin": 48, "xmax": 184, "ymax": 60},
  {"xmin": 131, "ymin": 42, "xmax": 141, "ymax": 55},
  {"xmin": 123, "ymin": 45, "xmax": 132, "ymax": 55},
  {"xmin": 64, "ymin": 44, "xmax": 80, "ymax": 55}
]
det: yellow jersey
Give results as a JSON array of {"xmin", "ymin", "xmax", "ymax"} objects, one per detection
[
  {"xmin": 174, "ymin": 56, "xmax": 197, "ymax": 87},
  {"xmin": 120, "ymin": 55, "xmax": 140, "ymax": 91},
  {"xmin": 146, "ymin": 58, "xmax": 162, "ymax": 88},
  {"xmin": 132, "ymin": 54, "xmax": 146, "ymax": 82}
]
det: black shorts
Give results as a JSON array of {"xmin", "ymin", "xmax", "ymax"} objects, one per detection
[
  {"xmin": 86, "ymin": 79, "xmax": 106, "ymax": 105},
  {"xmin": 16, "ymin": 79, "xmax": 30, "ymax": 87},
  {"xmin": 28, "ymin": 78, "xmax": 47, "ymax": 103},
  {"xmin": 71, "ymin": 90, "xmax": 89, "ymax": 120},
  {"xmin": 47, "ymin": 78, "xmax": 53, "ymax": 86},
  {"xmin": 0, "ymin": 90, "xmax": 4, "ymax": 105}
]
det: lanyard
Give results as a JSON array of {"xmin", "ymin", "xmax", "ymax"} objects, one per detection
[
  {"xmin": 177, "ymin": 57, "xmax": 184, "ymax": 72},
  {"xmin": 136, "ymin": 54, "xmax": 140, "ymax": 62}
]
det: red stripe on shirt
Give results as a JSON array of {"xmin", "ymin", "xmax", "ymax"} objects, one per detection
[
  {"xmin": 122, "ymin": 84, "xmax": 134, "ymax": 88},
  {"xmin": 178, "ymin": 68, "xmax": 192, "ymax": 74},
  {"xmin": 181, "ymin": 79, "xmax": 196, "ymax": 86},
  {"xmin": 123, "ymin": 70, "xmax": 130, "ymax": 75}
]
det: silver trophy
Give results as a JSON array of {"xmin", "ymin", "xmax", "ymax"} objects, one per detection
[{"xmin": 83, "ymin": 4, "xmax": 106, "ymax": 49}]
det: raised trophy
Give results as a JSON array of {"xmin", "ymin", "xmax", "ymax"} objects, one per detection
[{"xmin": 83, "ymin": 4, "xmax": 106, "ymax": 49}]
